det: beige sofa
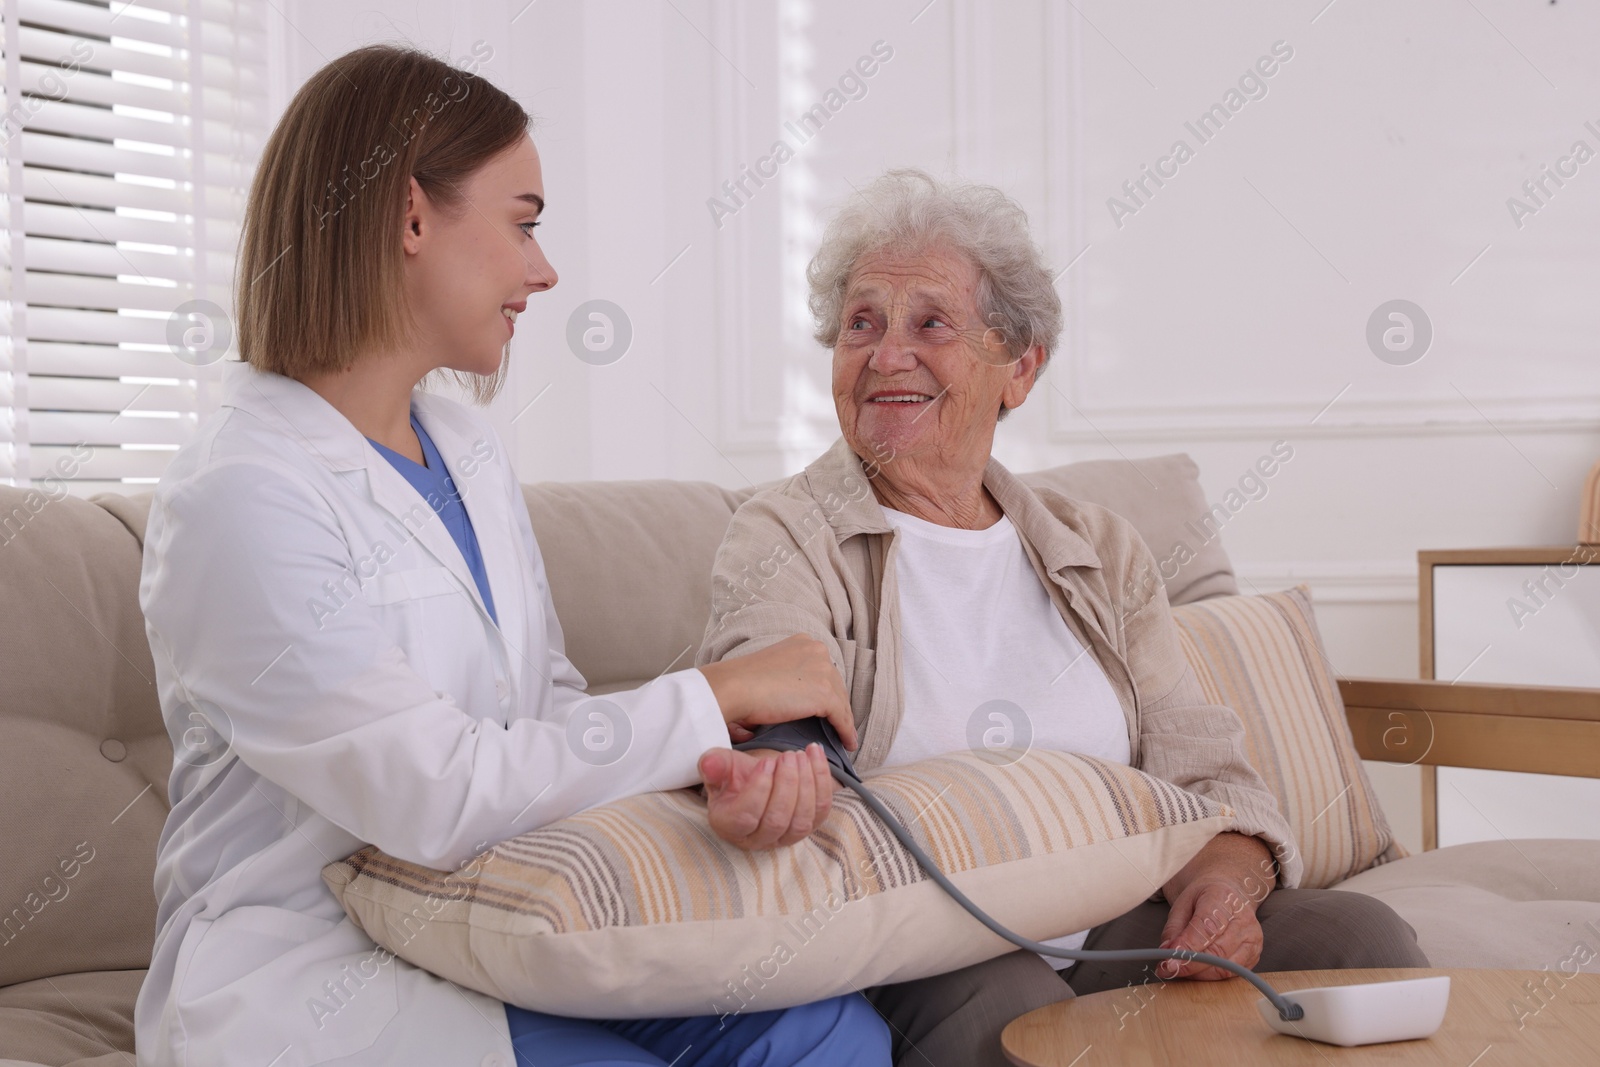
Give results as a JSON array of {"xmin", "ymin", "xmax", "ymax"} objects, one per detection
[{"xmin": 3, "ymin": 454, "xmax": 1598, "ymax": 1064}]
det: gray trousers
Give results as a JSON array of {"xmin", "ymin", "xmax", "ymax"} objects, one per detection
[{"xmin": 861, "ymin": 888, "xmax": 1430, "ymax": 1067}]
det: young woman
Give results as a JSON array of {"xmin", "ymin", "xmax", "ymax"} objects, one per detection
[{"xmin": 134, "ymin": 45, "xmax": 888, "ymax": 1067}]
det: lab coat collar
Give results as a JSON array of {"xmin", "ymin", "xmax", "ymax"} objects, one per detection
[
  {"xmin": 220, "ymin": 359, "xmax": 371, "ymax": 471},
  {"xmin": 219, "ymin": 362, "xmax": 516, "ymax": 652}
]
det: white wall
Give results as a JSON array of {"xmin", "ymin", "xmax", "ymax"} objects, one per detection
[{"xmin": 275, "ymin": 0, "xmax": 1600, "ymax": 853}]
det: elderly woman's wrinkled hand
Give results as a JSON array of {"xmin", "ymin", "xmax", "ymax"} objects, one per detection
[
  {"xmin": 1155, "ymin": 877, "xmax": 1265, "ymax": 981},
  {"xmin": 699, "ymin": 744, "xmax": 837, "ymax": 851},
  {"xmin": 1154, "ymin": 831, "xmax": 1274, "ymax": 981}
]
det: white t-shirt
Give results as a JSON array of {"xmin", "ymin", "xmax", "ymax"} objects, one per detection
[{"xmin": 881, "ymin": 506, "xmax": 1131, "ymax": 970}]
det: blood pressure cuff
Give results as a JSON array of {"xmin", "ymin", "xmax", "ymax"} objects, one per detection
[{"xmin": 323, "ymin": 749, "xmax": 1233, "ymax": 1018}]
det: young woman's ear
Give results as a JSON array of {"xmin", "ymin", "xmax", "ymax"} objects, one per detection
[{"xmin": 401, "ymin": 176, "xmax": 426, "ymax": 254}]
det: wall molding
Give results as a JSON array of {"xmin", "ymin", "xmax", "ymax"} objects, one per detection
[
  {"xmin": 712, "ymin": 5, "xmax": 1600, "ymax": 452},
  {"xmin": 709, "ymin": 0, "xmax": 786, "ymax": 450},
  {"xmin": 1046, "ymin": 392, "xmax": 1600, "ymax": 443},
  {"xmin": 950, "ymin": 0, "xmax": 993, "ymax": 179},
  {"xmin": 1035, "ymin": 11, "xmax": 1600, "ymax": 446},
  {"xmin": 1233, "ymin": 560, "xmax": 1418, "ymax": 604},
  {"xmin": 1043, "ymin": 1, "xmax": 1087, "ymax": 434}
]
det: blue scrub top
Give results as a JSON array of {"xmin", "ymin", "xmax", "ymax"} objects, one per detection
[{"xmin": 366, "ymin": 411, "xmax": 499, "ymax": 627}]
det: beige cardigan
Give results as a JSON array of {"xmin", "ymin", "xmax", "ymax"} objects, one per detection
[{"xmin": 697, "ymin": 438, "xmax": 1304, "ymax": 892}]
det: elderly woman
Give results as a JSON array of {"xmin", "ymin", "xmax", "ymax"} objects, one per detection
[{"xmin": 696, "ymin": 169, "xmax": 1428, "ymax": 1066}]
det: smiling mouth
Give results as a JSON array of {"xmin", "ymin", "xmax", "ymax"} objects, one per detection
[{"xmin": 869, "ymin": 393, "xmax": 935, "ymax": 403}]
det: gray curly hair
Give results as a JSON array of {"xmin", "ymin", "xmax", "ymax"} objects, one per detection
[{"xmin": 806, "ymin": 169, "xmax": 1062, "ymax": 372}]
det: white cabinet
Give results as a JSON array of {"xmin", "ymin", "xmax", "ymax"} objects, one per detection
[{"xmin": 1425, "ymin": 549, "xmax": 1600, "ymax": 847}]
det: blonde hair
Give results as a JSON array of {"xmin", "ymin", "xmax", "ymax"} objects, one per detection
[{"xmin": 236, "ymin": 45, "xmax": 531, "ymax": 403}]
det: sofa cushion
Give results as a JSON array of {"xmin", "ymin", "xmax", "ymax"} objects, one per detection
[
  {"xmin": 523, "ymin": 479, "xmax": 748, "ymax": 696},
  {"xmin": 1171, "ymin": 585, "xmax": 1406, "ymax": 889},
  {"xmin": 0, "ymin": 488, "xmax": 168, "ymax": 988},
  {"xmin": 323, "ymin": 751, "xmax": 1234, "ymax": 1018},
  {"xmin": 1017, "ymin": 452, "xmax": 1237, "ymax": 605},
  {"xmin": 0, "ymin": 968, "xmax": 142, "ymax": 1066},
  {"xmin": 528, "ymin": 452, "xmax": 1235, "ymax": 691},
  {"xmin": 1330, "ymin": 839, "xmax": 1600, "ymax": 972}
]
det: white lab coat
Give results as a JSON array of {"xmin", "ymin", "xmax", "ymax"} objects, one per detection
[{"xmin": 134, "ymin": 362, "xmax": 730, "ymax": 1067}]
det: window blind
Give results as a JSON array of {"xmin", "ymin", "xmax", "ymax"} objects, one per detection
[{"xmin": 2, "ymin": 0, "xmax": 266, "ymax": 496}]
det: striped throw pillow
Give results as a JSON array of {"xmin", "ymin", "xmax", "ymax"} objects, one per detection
[
  {"xmin": 323, "ymin": 751, "xmax": 1233, "ymax": 1018},
  {"xmin": 1171, "ymin": 584, "xmax": 1407, "ymax": 889}
]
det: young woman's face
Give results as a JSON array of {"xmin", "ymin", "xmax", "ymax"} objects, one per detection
[{"xmin": 402, "ymin": 134, "xmax": 556, "ymax": 375}]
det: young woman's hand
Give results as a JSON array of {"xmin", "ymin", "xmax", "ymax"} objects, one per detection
[
  {"xmin": 699, "ymin": 744, "xmax": 835, "ymax": 850},
  {"xmin": 697, "ymin": 635, "xmax": 858, "ymax": 751}
]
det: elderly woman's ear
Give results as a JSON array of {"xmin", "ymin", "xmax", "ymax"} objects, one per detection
[{"xmin": 999, "ymin": 341, "xmax": 1046, "ymax": 418}]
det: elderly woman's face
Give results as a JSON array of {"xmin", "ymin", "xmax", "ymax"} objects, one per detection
[{"xmin": 832, "ymin": 244, "xmax": 1036, "ymax": 469}]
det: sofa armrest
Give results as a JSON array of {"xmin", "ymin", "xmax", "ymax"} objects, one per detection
[{"xmin": 1339, "ymin": 677, "xmax": 1600, "ymax": 779}]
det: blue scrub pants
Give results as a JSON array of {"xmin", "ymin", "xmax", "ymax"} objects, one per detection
[{"xmin": 505, "ymin": 994, "xmax": 891, "ymax": 1066}]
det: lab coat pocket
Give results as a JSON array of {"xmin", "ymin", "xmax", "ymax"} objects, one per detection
[
  {"xmin": 179, "ymin": 906, "xmax": 399, "ymax": 1064},
  {"xmin": 360, "ymin": 565, "xmax": 461, "ymax": 606},
  {"xmin": 360, "ymin": 566, "xmax": 467, "ymax": 687}
]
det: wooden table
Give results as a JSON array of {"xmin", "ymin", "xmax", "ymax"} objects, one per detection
[{"xmin": 1001, "ymin": 968, "xmax": 1600, "ymax": 1066}]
